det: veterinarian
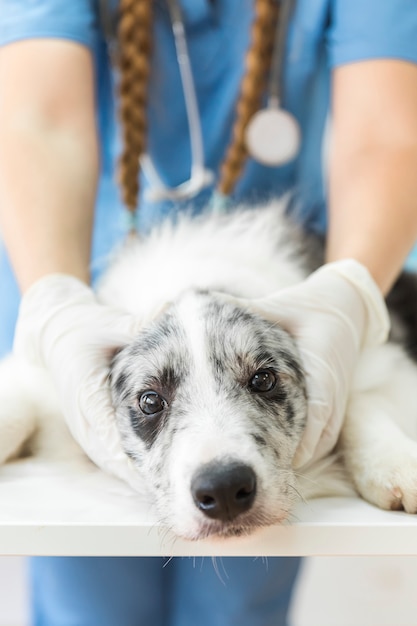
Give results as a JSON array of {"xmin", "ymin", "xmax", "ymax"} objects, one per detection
[{"xmin": 1, "ymin": 1, "xmax": 417, "ymax": 624}]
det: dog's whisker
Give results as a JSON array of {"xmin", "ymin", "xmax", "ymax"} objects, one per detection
[
  {"xmin": 261, "ymin": 556, "xmax": 269, "ymax": 572},
  {"xmin": 211, "ymin": 557, "xmax": 227, "ymax": 586},
  {"xmin": 292, "ymin": 471, "xmax": 322, "ymax": 489},
  {"xmin": 287, "ymin": 483, "xmax": 307, "ymax": 504},
  {"xmin": 281, "ymin": 510, "xmax": 301, "ymax": 525}
]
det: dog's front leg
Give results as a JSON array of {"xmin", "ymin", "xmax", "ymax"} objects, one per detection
[
  {"xmin": 0, "ymin": 355, "xmax": 49, "ymax": 463},
  {"xmin": 341, "ymin": 389, "xmax": 417, "ymax": 513}
]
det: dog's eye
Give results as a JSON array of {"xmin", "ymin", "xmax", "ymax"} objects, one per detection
[
  {"xmin": 249, "ymin": 370, "xmax": 277, "ymax": 393},
  {"xmin": 138, "ymin": 391, "xmax": 167, "ymax": 416}
]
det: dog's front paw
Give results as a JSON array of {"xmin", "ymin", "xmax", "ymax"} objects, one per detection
[
  {"xmin": 0, "ymin": 356, "xmax": 49, "ymax": 464},
  {"xmin": 350, "ymin": 444, "xmax": 417, "ymax": 513}
]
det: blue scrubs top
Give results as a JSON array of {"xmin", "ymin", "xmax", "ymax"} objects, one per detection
[{"xmin": 1, "ymin": 0, "xmax": 417, "ymax": 353}]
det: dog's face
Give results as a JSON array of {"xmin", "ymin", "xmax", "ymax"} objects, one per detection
[{"xmin": 110, "ymin": 290, "xmax": 307, "ymax": 540}]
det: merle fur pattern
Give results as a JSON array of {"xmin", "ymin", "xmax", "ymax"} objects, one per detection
[
  {"xmin": 2, "ymin": 200, "xmax": 417, "ymax": 540},
  {"xmin": 104, "ymin": 202, "xmax": 417, "ymax": 537}
]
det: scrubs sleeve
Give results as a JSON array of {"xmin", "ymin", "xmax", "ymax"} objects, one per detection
[
  {"xmin": 328, "ymin": 0, "xmax": 417, "ymax": 67},
  {"xmin": 0, "ymin": 0, "xmax": 98, "ymax": 50}
]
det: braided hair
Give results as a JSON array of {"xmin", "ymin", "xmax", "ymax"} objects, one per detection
[
  {"xmin": 117, "ymin": 0, "xmax": 153, "ymax": 213},
  {"xmin": 116, "ymin": 0, "xmax": 279, "ymax": 216},
  {"xmin": 218, "ymin": 0, "xmax": 279, "ymax": 196}
]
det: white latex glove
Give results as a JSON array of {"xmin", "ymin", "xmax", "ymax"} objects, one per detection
[
  {"xmin": 221, "ymin": 260, "xmax": 390, "ymax": 468},
  {"xmin": 13, "ymin": 274, "xmax": 144, "ymax": 491}
]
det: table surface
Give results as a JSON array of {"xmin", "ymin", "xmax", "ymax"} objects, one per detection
[{"xmin": 1, "ymin": 456, "xmax": 416, "ymax": 557}]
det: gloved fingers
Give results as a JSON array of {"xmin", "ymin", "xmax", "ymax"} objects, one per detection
[
  {"xmin": 321, "ymin": 260, "xmax": 390, "ymax": 346},
  {"xmin": 212, "ymin": 284, "xmax": 361, "ymax": 342},
  {"xmin": 309, "ymin": 420, "xmax": 342, "ymax": 466},
  {"xmin": 293, "ymin": 399, "xmax": 339, "ymax": 468},
  {"xmin": 14, "ymin": 272, "xmax": 144, "ymax": 359},
  {"xmin": 297, "ymin": 345, "xmax": 347, "ymax": 403},
  {"xmin": 215, "ymin": 260, "xmax": 390, "ymax": 349},
  {"xmin": 14, "ymin": 275, "xmax": 95, "ymax": 365},
  {"xmin": 292, "ymin": 347, "xmax": 346, "ymax": 467},
  {"xmin": 211, "ymin": 290, "xmax": 301, "ymax": 335},
  {"xmin": 82, "ymin": 309, "xmax": 144, "ymax": 350},
  {"xmin": 66, "ymin": 371, "xmax": 144, "ymax": 491},
  {"xmin": 13, "ymin": 274, "xmax": 148, "ymax": 492}
]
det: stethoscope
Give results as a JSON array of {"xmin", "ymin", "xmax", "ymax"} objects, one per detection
[{"xmin": 100, "ymin": 0, "xmax": 300, "ymax": 206}]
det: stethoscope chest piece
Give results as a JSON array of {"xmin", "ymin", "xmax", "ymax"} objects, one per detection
[{"xmin": 245, "ymin": 106, "xmax": 301, "ymax": 166}]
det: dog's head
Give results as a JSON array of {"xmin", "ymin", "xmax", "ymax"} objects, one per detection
[{"xmin": 110, "ymin": 289, "xmax": 307, "ymax": 539}]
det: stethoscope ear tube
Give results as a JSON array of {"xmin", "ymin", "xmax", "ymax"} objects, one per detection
[
  {"xmin": 269, "ymin": 0, "xmax": 296, "ymax": 108},
  {"xmin": 140, "ymin": 0, "xmax": 214, "ymax": 202},
  {"xmin": 141, "ymin": 155, "xmax": 214, "ymax": 202}
]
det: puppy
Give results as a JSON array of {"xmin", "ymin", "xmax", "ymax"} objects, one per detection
[{"xmin": 1, "ymin": 200, "xmax": 417, "ymax": 540}]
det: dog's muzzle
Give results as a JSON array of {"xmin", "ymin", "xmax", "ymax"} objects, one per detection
[{"xmin": 191, "ymin": 461, "xmax": 257, "ymax": 521}]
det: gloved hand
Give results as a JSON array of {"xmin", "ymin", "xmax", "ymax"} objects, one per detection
[
  {"xmin": 13, "ymin": 274, "xmax": 144, "ymax": 491},
  {"xmin": 222, "ymin": 260, "xmax": 390, "ymax": 468}
]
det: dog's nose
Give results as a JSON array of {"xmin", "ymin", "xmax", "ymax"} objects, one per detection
[{"xmin": 191, "ymin": 462, "xmax": 257, "ymax": 521}]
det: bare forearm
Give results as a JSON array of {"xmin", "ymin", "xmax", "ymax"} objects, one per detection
[
  {"xmin": 0, "ymin": 125, "xmax": 98, "ymax": 291},
  {"xmin": 327, "ymin": 143, "xmax": 417, "ymax": 295},
  {"xmin": 0, "ymin": 41, "xmax": 98, "ymax": 292},
  {"xmin": 327, "ymin": 60, "xmax": 417, "ymax": 296}
]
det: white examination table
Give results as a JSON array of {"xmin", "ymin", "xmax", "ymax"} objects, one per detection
[{"xmin": 1, "ymin": 456, "xmax": 416, "ymax": 557}]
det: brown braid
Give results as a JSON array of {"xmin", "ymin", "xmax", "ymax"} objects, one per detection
[
  {"xmin": 115, "ymin": 0, "xmax": 277, "ymax": 215},
  {"xmin": 217, "ymin": 0, "xmax": 279, "ymax": 197},
  {"xmin": 117, "ymin": 0, "xmax": 153, "ymax": 214}
]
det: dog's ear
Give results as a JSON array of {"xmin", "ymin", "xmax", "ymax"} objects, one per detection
[
  {"xmin": 150, "ymin": 300, "xmax": 172, "ymax": 321},
  {"xmin": 106, "ymin": 346, "xmax": 127, "ymax": 384},
  {"xmin": 108, "ymin": 345, "xmax": 124, "ymax": 361},
  {"xmin": 106, "ymin": 302, "xmax": 173, "ymax": 375}
]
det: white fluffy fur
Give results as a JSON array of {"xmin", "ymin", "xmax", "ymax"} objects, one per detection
[{"xmin": 2, "ymin": 200, "xmax": 417, "ymax": 533}]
